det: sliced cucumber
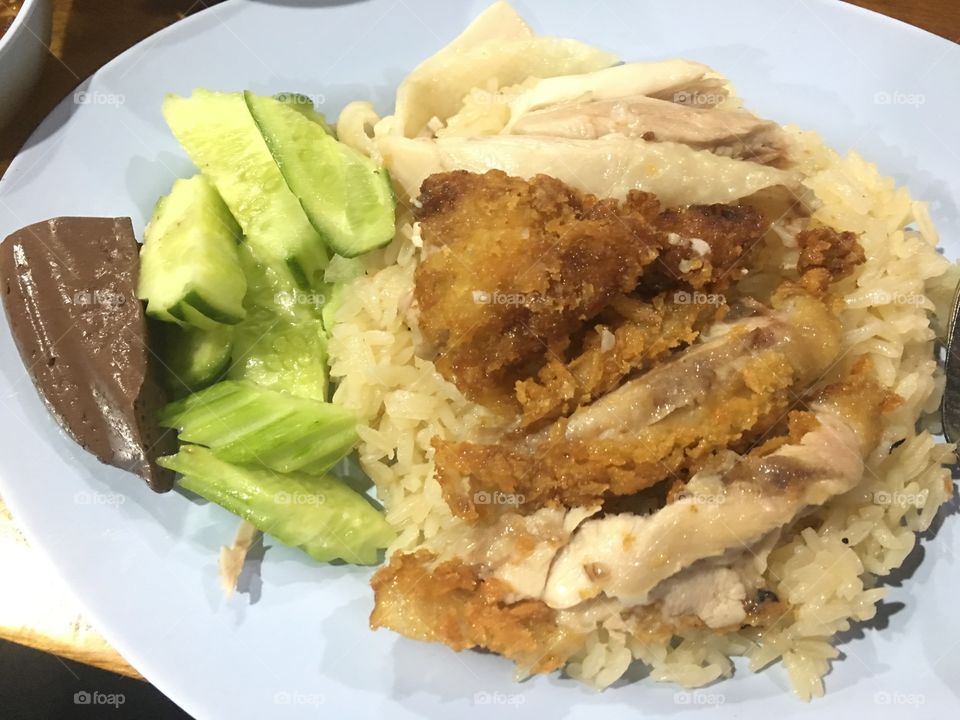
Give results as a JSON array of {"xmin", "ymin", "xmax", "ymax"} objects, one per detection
[
  {"xmin": 159, "ymin": 445, "xmax": 393, "ymax": 564},
  {"xmin": 151, "ymin": 320, "xmax": 234, "ymax": 397},
  {"xmin": 137, "ymin": 175, "xmax": 246, "ymax": 329},
  {"xmin": 162, "ymin": 90, "xmax": 329, "ymax": 290},
  {"xmin": 320, "ymin": 256, "xmax": 365, "ymax": 333},
  {"xmin": 158, "ymin": 380, "xmax": 358, "ymax": 475},
  {"xmin": 229, "ymin": 245, "xmax": 330, "ymax": 401},
  {"xmin": 235, "ymin": 242, "xmax": 297, "ymax": 319},
  {"xmin": 230, "ymin": 309, "xmax": 330, "ymax": 402},
  {"xmin": 321, "ymin": 283, "xmax": 345, "ymax": 334},
  {"xmin": 244, "ymin": 92, "xmax": 396, "ymax": 258},
  {"xmin": 275, "ymin": 92, "xmax": 336, "ymax": 137}
]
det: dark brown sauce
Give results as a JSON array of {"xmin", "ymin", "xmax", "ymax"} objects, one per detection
[
  {"xmin": 0, "ymin": 1, "xmax": 25, "ymax": 40},
  {"xmin": 0, "ymin": 217, "xmax": 177, "ymax": 491}
]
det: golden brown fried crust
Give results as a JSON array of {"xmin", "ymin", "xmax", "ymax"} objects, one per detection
[
  {"xmin": 370, "ymin": 550, "xmax": 582, "ymax": 674},
  {"xmin": 414, "ymin": 171, "xmax": 660, "ymax": 408},
  {"xmin": 371, "ymin": 552, "xmax": 763, "ymax": 665},
  {"xmin": 811, "ymin": 355, "xmax": 901, "ymax": 451},
  {"xmin": 640, "ymin": 202, "xmax": 765, "ymax": 294},
  {"xmin": 724, "ymin": 356, "xmax": 897, "ymax": 496},
  {"xmin": 413, "ymin": 170, "xmax": 767, "ymax": 408},
  {"xmin": 515, "ymin": 294, "xmax": 728, "ymax": 429},
  {"xmin": 796, "ymin": 226, "xmax": 866, "ymax": 295},
  {"xmin": 745, "ymin": 409, "xmax": 822, "ymax": 458},
  {"xmin": 434, "ymin": 347, "xmax": 798, "ymax": 523}
]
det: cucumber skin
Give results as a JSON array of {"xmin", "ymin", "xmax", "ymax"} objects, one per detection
[
  {"xmin": 166, "ymin": 293, "xmax": 245, "ymax": 328},
  {"xmin": 160, "ymin": 445, "xmax": 394, "ymax": 564},
  {"xmin": 228, "ymin": 309, "xmax": 330, "ymax": 403},
  {"xmin": 151, "ymin": 321, "xmax": 233, "ymax": 397},
  {"xmin": 243, "ymin": 92, "xmax": 396, "ymax": 258},
  {"xmin": 230, "ymin": 244, "xmax": 330, "ymax": 402},
  {"xmin": 158, "ymin": 380, "xmax": 358, "ymax": 475},
  {"xmin": 162, "ymin": 91, "xmax": 329, "ymax": 291},
  {"xmin": 274, "ymin": 92, "xmax": 336, "ymax": 137},
  {"xmin": 138, "ymin": 175, "xmax": 247, "ymax": 330}
]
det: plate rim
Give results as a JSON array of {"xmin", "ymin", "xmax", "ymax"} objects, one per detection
[{"xmin": 0, "ymin": 1, "xmax": 958, "ymax": 718}]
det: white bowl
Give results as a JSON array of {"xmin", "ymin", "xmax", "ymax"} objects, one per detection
[{"xmin": 0, "ymin": 0, "xmax": 53, "ymax": 130}]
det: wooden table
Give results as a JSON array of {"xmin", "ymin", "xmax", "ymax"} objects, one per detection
[{"xmin": 0, "ymin": 0, "xmax": 957, "ymax": 683}]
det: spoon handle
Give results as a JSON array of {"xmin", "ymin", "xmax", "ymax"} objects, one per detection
[{"xmin": 942, "ymin": 282, "xmax": 960, "ymax": 442}]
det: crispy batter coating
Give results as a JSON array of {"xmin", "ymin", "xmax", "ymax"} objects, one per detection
[
  {"xmin": 413, "ymin": 170, "xmax": 766, "ymax": 407},
  {"xmin": 370, "ymin": 550, "xmax": 582, "ymax": 674},
  {"xmin": 434, "ymin": 286, "xmax": 843, "ymax": 522},
  {"xmin": 435, "ymin": 349, "xmax": 796, "ymax": 522},
  {"xmin": 640, "ymin": 202, "xmax": 765, "ymax": 294},
  {"xmin": 414, "ymin": 171, "xmax": 659, "ymax": 407},
  {"xmin": 796, "ymin": 225, "xmax": 865, "ymax": 294},
  {"xmin": 515, "ymin": 293, "xmax": 727, "ymax": 428},
  {"xmin": 370, "ymin": 550, "xmax": 771, "ymax": 667}
]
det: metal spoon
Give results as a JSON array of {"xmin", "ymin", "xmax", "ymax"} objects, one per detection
[{"xmin": 941, "ymin": 283, "xmax": 960, "ymax": 442}]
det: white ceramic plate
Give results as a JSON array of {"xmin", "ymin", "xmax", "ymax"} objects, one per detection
[{"xmin": 1, "ymin": 1, "xmax": 958, "ymax": 717}]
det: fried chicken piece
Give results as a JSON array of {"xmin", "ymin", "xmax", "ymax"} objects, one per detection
[
  {"xmin": 541, "ymin": 359, "xmax": 897, "ymax": 611},
  {"xmin": 413, "ymin": 170, "xmax": 767, "ymax": 408},
  {"xmin": 370, "ymin": 549, "xmax": 760, "ymax": 671},
  {"xmin": 796, "ymin": 225, "xmax": 865, "ymax": 294},
  {"xmin": 638, "ymin": 202, "xmax": 765, "ymax": 294},
  {"xmin": 737, "ymin": 408, "xmax": 823, "ymax": 458},
  {"xmin": 437, "ymin": 350, "xmax": 794, "ymax": 521},
  {"xmin": 515, "ymin": 293, "xmax": 727, "ymax": 428},
  {"xmin": 414, "ymin": 170, "xmax": 660, "ymax": 408},
  {"xmin": 434, "ymin": 286, "xmax": 843, "ymax": 522},
  {"xmin": 370, "ymin": 550, "xmax": 583, "ymax": 674}
]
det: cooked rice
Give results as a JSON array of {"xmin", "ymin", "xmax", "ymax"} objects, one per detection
[{"xmin": 326, "ymin": 126, "xmax": 957, "ymax": 699}]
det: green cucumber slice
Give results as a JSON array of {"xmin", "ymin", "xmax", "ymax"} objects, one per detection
[
  {"xmin": 229, "ymin": 310, "xmax": 330, "ymax": 402},
  {"xmin": 162, "ymin": 90, "xmax": 329, "ymax": 290},
  {"xmin": 158, "ymin": 380, "xmax": 358, "ymax": 475},
  {"xmin": 274, "ymin": 92, "xmax": 336, "ymax": 136},
  {"xmin": 137, "ymin": 175, "xmax": 246, "ymax": 329},
  {"xmin": 159, "ymin": 445, "xmax": 393, "ymax": 564},
  {"xmin": 229, "ymin": 244, "xmax": 330, "ymax": 401},
  {"xmin": 244, "ymin": 92, "xmax": 396, "ymax": 258},
  {"xmin": 151, "ymin": 321, "xmax": 233, "ymax": 397}
]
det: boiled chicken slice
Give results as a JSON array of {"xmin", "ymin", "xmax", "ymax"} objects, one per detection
[
  {"xmin": 379, "ymin": 134, "xmax": 797, "ymax": 206},
  {"xmin": 509, "ymin": 95, "xmax": 789, "ymax": 165},
  {"xmin": 542, "ymin": 362, "xmax": 891, "ymax": 610}
]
